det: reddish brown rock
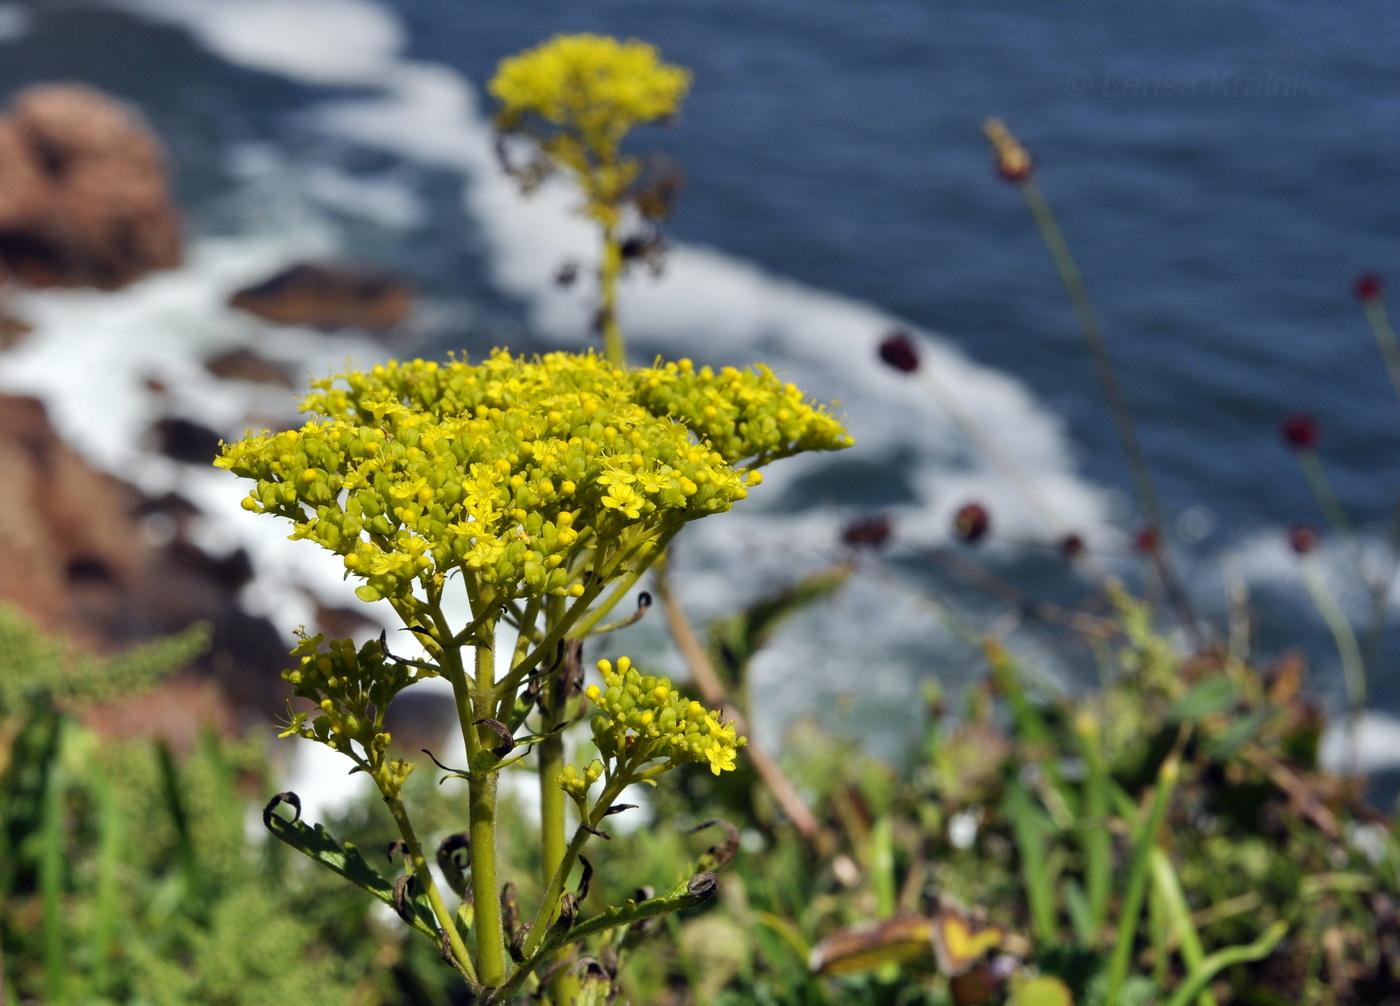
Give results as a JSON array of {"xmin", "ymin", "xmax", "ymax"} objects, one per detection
[
  {"xmin": 0, "ymin": 394, "xmax": 292, "ymax": 725},
  {"xmin": 229, "ymin": 262, "xmax": 413, "ymax": 332},
  {"xmin": 204, "ymin": 347, "xmax": 294, "ymax": 387},
  {"xmin": 0, "ymin": 83, "xmax": 181, "ymax": 289}
]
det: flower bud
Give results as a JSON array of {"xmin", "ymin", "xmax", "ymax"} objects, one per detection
[
  {"xmin": 1288, "ymin": 522, "xmax": 1319, "ymax": 555},
  {"xmin": 841, "ymin": 514, "xmax": 893, "ymax": 549},
  {"xmin": 1133, "ymin": 525, "xmax": 1158, "ymax": 554},
  {"xmin": 1354, "ymin": 271, "xmax": 1384, "ymax": 303},
  {"xmin": 983, "ymin": 118, "xmax": 1034, "ymax": 183},
  {"xmin": 878, "ymin": 330, "xmax": 920, "ymax": 374},
  {"xmin": 1280, "ymin": 412, "xmax": 1320, "ymax": 452},
  {"xmin": 953, "ymin": 502, "xmax": 990, "ymax": 544},
  {"xmin": 1059, "ymin": 533, "xmax": 1085, "ymax": 561}
]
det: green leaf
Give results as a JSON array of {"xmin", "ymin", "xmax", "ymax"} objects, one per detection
[
  {"xmin": 1010, "ymin": 975, "xmax": 1075, "ymax": 1006},
  {"xmin": 1205, "ymin": 709, "xmax": 1269, "ymax": 760},
  {"xmin": 1168, "ymin": 676, "xmax": 1238, "ymax": 723},
  {"xmin": 262, "ymin": 800, "xmax": 439, "ymax": 940}
]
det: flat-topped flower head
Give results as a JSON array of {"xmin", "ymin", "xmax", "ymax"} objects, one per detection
[
  {"xmin": 491, "ymin": 34, "xmax": 690, "ymax": 154},
  {"xmin": 584, "ymin": 656, "xmax": 744, "ymax": 777},
  {"xmin": 217, "ymin": 350, "xmax": 849, "ymax": 611}
]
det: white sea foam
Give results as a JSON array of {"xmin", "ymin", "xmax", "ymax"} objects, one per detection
[
  {"xmin": 1321, "ymin": 712, "xmax": 1400, "ymax": 774},
  {"xmin": 121, "ymin": 0, "xmax": 403, "ymax": 86}
]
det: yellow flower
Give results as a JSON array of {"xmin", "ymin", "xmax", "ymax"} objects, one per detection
[
  {"xmin": 601, "ymin": 482, "xmax": 645, "ymax": 519},
  {"xmin": 491, "ymin": 34, "xmax": 690, "ymax": 151}
]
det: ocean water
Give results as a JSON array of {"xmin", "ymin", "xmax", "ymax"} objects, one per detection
[{"xmin": 3, "ymin": 0, "xmax": 1399, "ymax": 777}]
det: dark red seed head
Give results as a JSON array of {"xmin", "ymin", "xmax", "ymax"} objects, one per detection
[
  {"xmin": 1288, "ymin": 522, "xmax": 1319, "ymax": 555},
  {"xmin": 1354, "ymin": 272, "xmax": 1384, "ymax": 304},
  {"xmin": 1133, "ymin": 525, "xmax": 1158, "ymax": 554},
  {"xmin": 1059, "ymin": 533, "xmax": 1085, "ymax": 561},
  {"xmin": 953, "ymin": 502, "xmax": 990, "ymax": 544},
  {"xmin": 878, "ymin": 329, "xmax": 920, "ymax": 374},
  {"xmin": 1280, "ymin": 412, "xmax": 1320, "ymax": 452},
  {"xmin": 841, "ymin": 514, "xmax": 893, "ymax": 550}
]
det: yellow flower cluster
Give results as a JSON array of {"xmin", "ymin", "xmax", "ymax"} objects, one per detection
[
  {"xmin": 636, "ymin": 358, "xmax": 854, "ymax": 466},
  {"xmin": 217, "ymin": 351, "xmax": 849, "ymax": 608},
  {"xmin": 584, "ymin": 657, "xmax": 744, "ymax": 777},
  {"xmin": 558, "ymin": 758, "xmax": 605, "ymax": 801},
  {"xmin": 278, "ymin": 633, "xmax": 425, "ymax": 795},
  {"xmin": 490, "ymin": 33, "xmax": 690, "ymax": 155}
]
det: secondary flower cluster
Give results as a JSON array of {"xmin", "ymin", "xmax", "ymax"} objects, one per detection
[
  {"xmin": 217, "ymin": 351, "xmax": 849, "ymax": 608},
  {"xmin": 278, "ymin": 633, "xmax": 426, "ymax": 795},
  {"xmin": 584, "ymin": 656, "xmax": 744, "ymax": 778},
  {"xmin": 490, "ymin": 34, "xmax": 690, "ymax": 155}
]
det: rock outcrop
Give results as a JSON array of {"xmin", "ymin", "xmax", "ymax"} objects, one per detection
[
  {"xmin": 0, "ymin": 394, "xmax": 290, "ymax": 724},
  {"xmin": 0, "ymin": 83, "xmax": 181, "ymax": 289},
  {"xmin": 229, "ymin": 262, "xmax": 413, "ymax": 331}
]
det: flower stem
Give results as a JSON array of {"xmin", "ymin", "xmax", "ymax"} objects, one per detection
[
  {"xmin": 1365, "ymin": 297, "xmax": 1400, "ymax": 403},
  {"xmin": 1296, "ymin": 449, "xmax": 1369, "ymax": 583},
  {"xmin": 1299, "ymin": 552, "xmax": 1367, "ymax": 774},
  {"xmin": 1018, "ymin": 178, "xmax": 1200, "ymax": 646},
  {"xmin": 469, "ymin": 629, "xmax": 507, "ymax": 988},
  {"xmin": 384, "ymin": 794, "xmax": 477, "ymax": 985},
  {"xmin": 600, "ymin": 218, "xmax": 625, "ymax": 366}
]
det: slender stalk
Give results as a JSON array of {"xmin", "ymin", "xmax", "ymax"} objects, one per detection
[
  {"xmin": 1018, "ymin": 178, "xmax": 1200, "ymax": 646},
  {"xmin": 915, "ymin": 364, "xmax": 1088, "ymax": 561},
  {"xmin": 1296, "ymin": 450, "xmax": 1369, "ymax": 583},
  {"xmin": 1163, "ymin": 923, "xmax": 1288, "ymax": 1006},
  {"xmin": 40, "ymin": 754, "xmax": 66, "ymax": 1005},
  {"xmin": 600, "ymin": 218, "xmax": 625, "ymax": 366},
  {"xmin": 469, "ymin": 631, "xmax": 507, "ymax": 987},
  {"xmin": 1150, "ymin": 847, "xmax": 1219, "ymax": 1006},
  {"xmin": 523, "ymin": 774, "xmax": 630, "ymax": 959},
  {"xmin": 1105, "ymin": 753, "xmax": 1181, "ymax": 1005},
  {"xmin": 1364, "ymin": 296, "xmax": 1400, "ymax": 403},
  {"xmin": 1298, "ymin": 553, "xmax": 1367, "ymax": 774},
  {"xmin": 1074, "ymin": 712, "xmax": 1113, "ymax": 937},
  {"xmin": 384, "ymin": 794, "xmax": 477, "ymax": 984}
]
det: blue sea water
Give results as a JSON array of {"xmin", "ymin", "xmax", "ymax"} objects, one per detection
[{"xmin": 4, "ymin": 0, "xmax": 1400, "ymax": 768}]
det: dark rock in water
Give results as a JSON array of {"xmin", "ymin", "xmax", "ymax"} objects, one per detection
[
  {"xmin": 0, "ymin": 393, "xmax": 294, "ymax": 727},
  {"xmin": 0, "ymin": 83, "xmax": 181, "ymax": 289},
  {"xmin": 152, "ymin": 415, "xmax": 223, "ymax": 465},
  {"xmin": 229, "ymin": 262, "xmax": 414, "ymax": 332},
  {"xmin": 204, "ymin": 347, "xmax": 295, "ymax": 387}
]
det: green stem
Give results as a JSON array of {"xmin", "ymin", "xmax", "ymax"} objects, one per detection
[
  {"xmin": 469, "ymin": 632, "xmax": 507, "ymax": 988},
  {"xmin": 1297, "ymin": 450, "xmax": 1369, "ymax": 583},
  {"xmin": 1020, "ymin": 178, "xmax": 1200, "ymax": 646},
  {"xmin": 523, "ymin": 774, "xmax": 629, "ymax": 958},
  {"xmin": 1365, "ymin": 298, "xmax": 1400, "ymax": 403},
  {"xmin": 1150, "ymin": 847, "xmax": 1218, "ymax": 1006},
  {"xmin": 1074, "ymin": 713, "xmax": 1113, "ymax": 937},
  {"xmin": 40, "ymin": 752, "xmax": 66, "ymax": 1005},
  {"xmin": 600, "ymin": 218, "xmax": 625, "ymax": 366},
  {"xmin": 1163, "ymin": 922, "xmax": 1287, "ymax": 1006},
  {"xmin": 1299, "ymin": 553, "xmax": 1367, "ymax": 773},
  {"xmin": 538, "ymin": 734, "xmax": 567, "ymax": 887},
  {"xmin": 384, "ymin": 795, "xmax": 477, "ymax": 984},
  {"xmin": 1105, "ymin": 754, "xmax": 1180, "ymax": 1005}
]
